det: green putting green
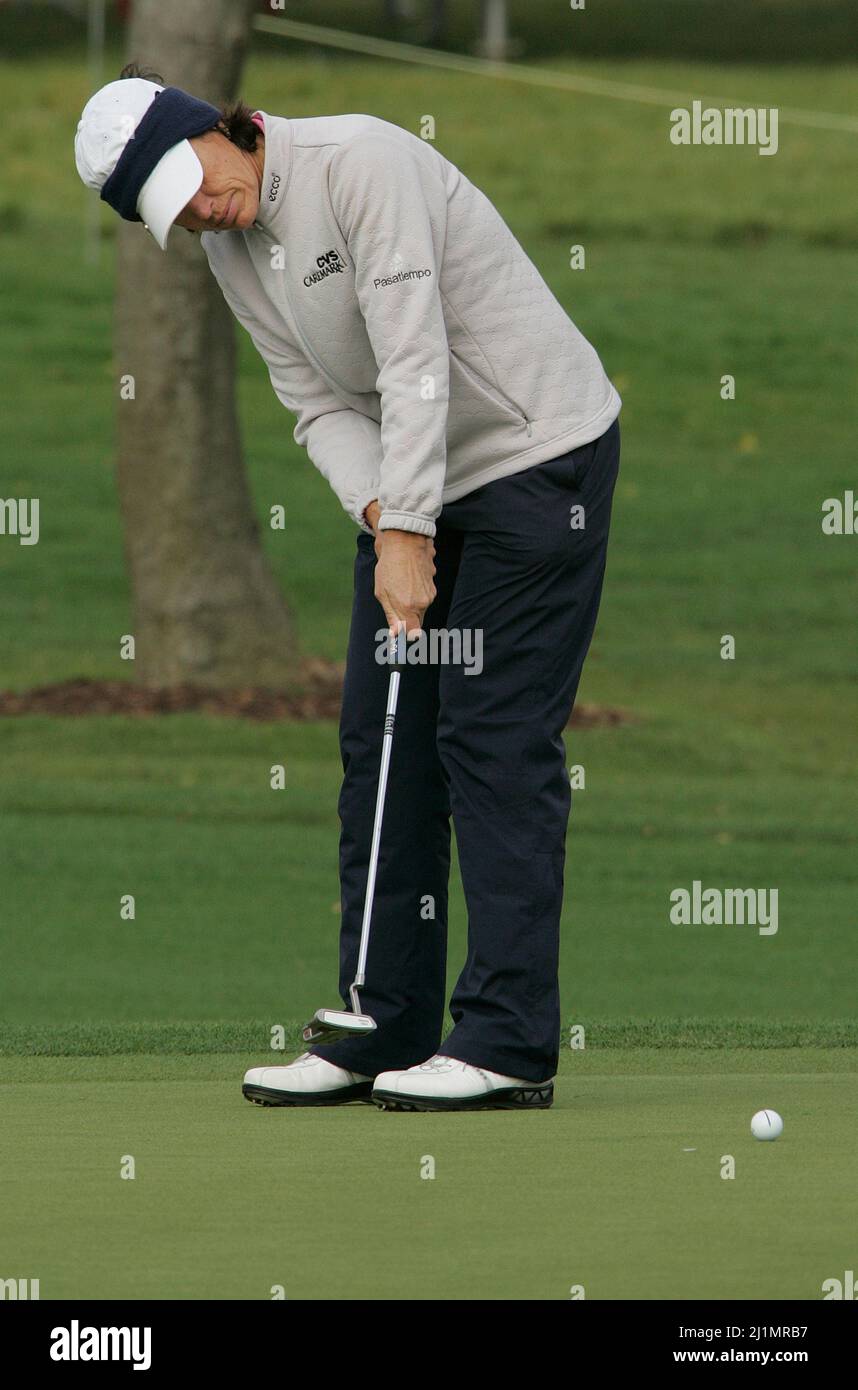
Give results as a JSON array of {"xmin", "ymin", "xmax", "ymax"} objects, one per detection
[{"xmin": 3, "ymin": 1047, "xmax": 855, "ymax": 1300}]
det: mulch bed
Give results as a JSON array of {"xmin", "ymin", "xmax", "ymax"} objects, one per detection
[{"xmin": 0, "ymin": 666, "xmax": 632, "ymax": 727}]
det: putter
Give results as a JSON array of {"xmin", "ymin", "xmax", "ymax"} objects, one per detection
[{"xmin": 302, "ymin": 628, "xmax": 406, "ymax": 1044}]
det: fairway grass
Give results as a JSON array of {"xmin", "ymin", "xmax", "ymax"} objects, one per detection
[
  {"xmin": 3, "ymin": 1048, "xmax": 855, "ymax": 1301},
  {"xmin": 3, "ymin": 714, "xmax": 857, "ymax": 1025}
]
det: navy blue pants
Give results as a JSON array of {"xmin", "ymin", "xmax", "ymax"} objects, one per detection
[{"xmin": 310, "ymin": 417, "xmax": 620, "ymax": 1082}]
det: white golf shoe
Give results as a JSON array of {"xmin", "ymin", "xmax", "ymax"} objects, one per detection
[
  {"xmin": 372, "ymin": 1055, "xmax": 554, "ymax": 1111},
  {"xmin": 242, "ymin": 1052, "xmax": 374, "ymax": 1107}
]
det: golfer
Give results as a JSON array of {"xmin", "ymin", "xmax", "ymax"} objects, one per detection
[{"xmin": 76, "ymin": 67, "xmax": 621, "ymax": 1112}]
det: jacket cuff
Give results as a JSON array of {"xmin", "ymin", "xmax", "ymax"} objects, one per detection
[
  {"xmin": 351, "ymin": 486, "xmax": 381, "ymax": 535},
  {"xmin": 378, "ymin": 509, "xmax": 437, "ymax": 538}
]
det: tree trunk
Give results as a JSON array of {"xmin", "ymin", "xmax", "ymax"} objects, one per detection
[
  {"xmin": 477, "ymin": 0, "xmax": 511, "ymax": 60},
  {"xmin": 115, "ymin": 0, "xmax": 299, "ymax": 688}
]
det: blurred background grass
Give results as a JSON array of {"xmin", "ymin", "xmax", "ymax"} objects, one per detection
[{"xmin": 1, "ymin": 7, "xmax": 856, "ymax": 1039}]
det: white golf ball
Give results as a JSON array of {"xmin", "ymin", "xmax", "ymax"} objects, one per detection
[{"xmin": 751, "ymin": 1108, "xmax": 783, "ymax": 1141}]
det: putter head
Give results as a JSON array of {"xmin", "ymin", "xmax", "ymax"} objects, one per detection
[{"xmin": 302, "ymin": 1009, "xmax": 377, "ymax": 1044}]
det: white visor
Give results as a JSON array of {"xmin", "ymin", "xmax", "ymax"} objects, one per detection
[{"xmin": 138, "ymin": 139, "xmax": 204, "ymax": 250}]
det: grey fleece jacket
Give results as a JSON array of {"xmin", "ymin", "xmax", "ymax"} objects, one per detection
[{"xmin": 201, "ymin": 111, "xmax": 621, "ymax": 537}]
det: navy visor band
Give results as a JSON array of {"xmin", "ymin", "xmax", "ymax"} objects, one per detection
[{"xmin": 101, "ymin": 86, "xmax": 222, "ymax": 222}]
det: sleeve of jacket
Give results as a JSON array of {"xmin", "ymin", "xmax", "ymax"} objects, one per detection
[
  {"xmin": 327, "ymin": 132, "xmax": 450, "ymax": 537},
  {"xmin": 204, "ymin": 242, "xmax": 381, "ymax": 534}
]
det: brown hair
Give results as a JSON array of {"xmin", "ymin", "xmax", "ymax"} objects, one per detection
[{"xmin": 218, "ymin": 101, "xmax": 261, "ymax": 153}]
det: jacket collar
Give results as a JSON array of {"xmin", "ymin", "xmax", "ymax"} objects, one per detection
[{"xmin": 251, "ymin": 111, "xmax": 292, "ymax": 230}]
